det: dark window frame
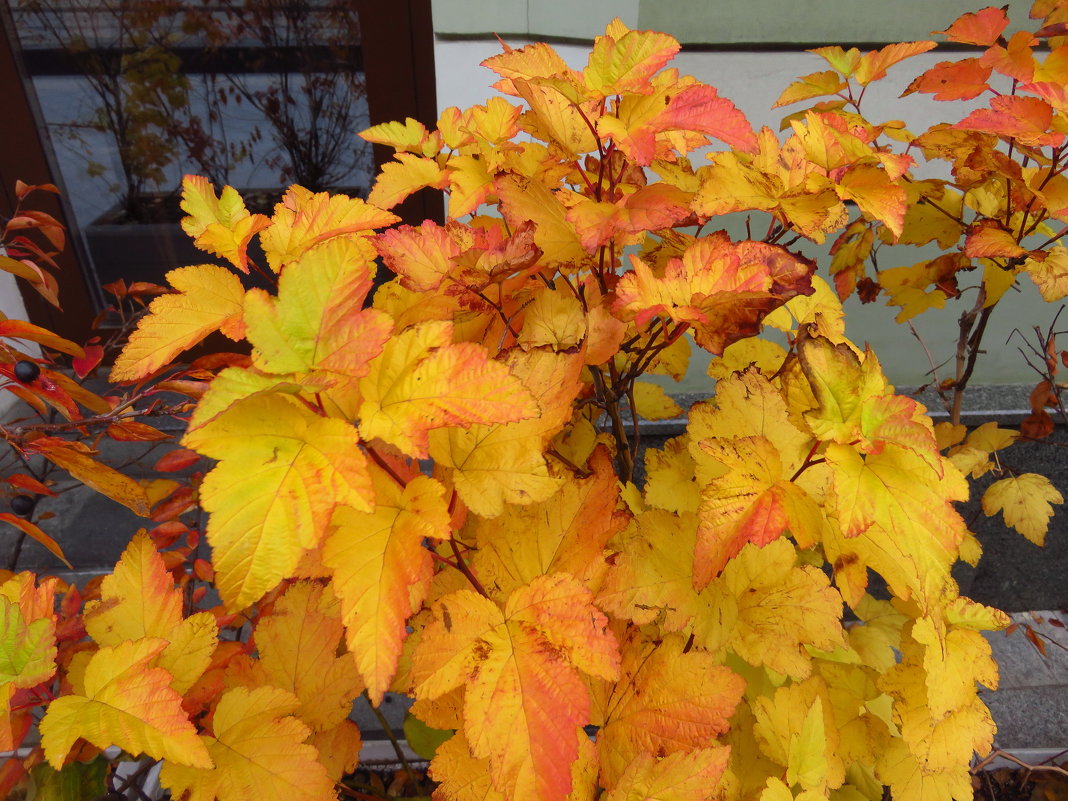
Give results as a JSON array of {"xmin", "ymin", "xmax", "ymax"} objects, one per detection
[{"xmin": 0, "ymin": 0, "xmax": 439, "ymax": 339}]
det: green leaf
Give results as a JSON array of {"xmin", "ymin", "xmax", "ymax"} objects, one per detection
[{"xmin": 403, "ymin": 712, "xmax": 454, "ymax": 760}]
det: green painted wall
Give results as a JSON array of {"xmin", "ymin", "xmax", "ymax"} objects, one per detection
[
  {"xmin": 432, "ymin": 0, "xmax": 1029, "ymax": 44},
  {"xmin": 637, "ymin": 0, "xmax": 1029, "ymax": 45}
]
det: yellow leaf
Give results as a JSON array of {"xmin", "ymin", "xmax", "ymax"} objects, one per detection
[
  {"xmin": 183, "ymin": 394, "xmax": 373, "ymax": 609},
  {"xmin": 40, "ymin": 639, "xmax": 211, "ymax": 769},
  {"xmin": 179, "ymin": 175, "xmax": 270, "ymax": 272},
  {"xmin": 159, "ymin": 686, "xmax": 335, "ymax": 801},
  {"xmin": 824, "ymin": 444, "xmax": 967, "ymax": 609},
  {"xmin": 307, "ymin": 719, "xmax": 362, "ymax": 781},
  {"xmin": 243, "ymin": 237, "xmax": 392, "ymax": 378},
  {"xmin": 231, "ymin": 581, "xmax": 363, "ymax": 730},
  {"xmin": 754, "ymin": 684, "xmax": 843, "ymax": 792},
  {"xmin": 111, "ymin": 264, "xmax": 245, "ymax": 382},
  {"xmin": 413, "ymin": 575, "xmax": 620, "ymax": 801},
  {"xmin": 260, "ymin": 186, "xmax": 399, "ymax": 272},
  {"xmin": 632, "ymin": 381, "xmax": 683, "ymax": 420},
  {"xmin": 470, "ymin": 446, "xmax": 628, "ymax": 599},
  {"xmin": 694, "ymin": 539, "xmax": 845, "ymax": 679},
  {"xmin": 519, "ymin": 287, "xmax": 586, "ymax": 351},
  {"xmin": 496, "ymin": 174, "xmax": 591, "ymax": 267},
  {"xmin": 429, "ymin": 348, "xmax": 582, "ymax": 517},
  {"xmin": 598, "ymin": 509, "xmax": 701, "ymax": 631},
  {"xmin": 642, "ymin": 435, "xmax": 698, "ymax": 514},
  {"xmin": 1025, "ymin": 246, "xmax": 1068, "ymax": 301},
  {"xmin": 359, "ymin": 321, "xmax": 539, "ymax": 458},
  {"xmin": 324, "ymin": 473, "xmax": 450, "ymax": 704},
  {"xmin": 695, "ymin": 435, "xmax": 824, "ymax": 586},
  {"xmin": 981, "ymin": 473, "xmax": 1063, "ymax": 545},
  {"xmin": 602, "ymin": 747, "xmax": 730, "ymax": 801},
  {"xmin": 84, "ymin": 532, "xmax": 182, "ymax": 644},
  {"xmin": 835, "ymin": 164, "xmax": 907, "ymax": 239},
  {"xmin": 368, "ymin": 153, "xmax": 450, "ymax": 210},
  {"xmin": 583, "ymin": 25, "xmax": 680, "ymax": 97},
  {"xmin": 429, "ymin": 730, "xmax": 505, "ymax": 801}
]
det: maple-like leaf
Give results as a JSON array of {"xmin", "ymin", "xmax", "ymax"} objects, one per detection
[
  {"xmin": 774, "ymin": 70, "xmax": 848, "ymax": 107},
  {"xmin": 798, "ymin": 333, "xmax": 941, "ymax": 471},
  {"xmin": 693, "ymin": 539, "xmax": 845, "ymax": 679},
  {"xmin": 495, "ymin": 174, "xmax": 591, "ymax": 268},
  {"xmin": 823, "ymin": 444, "xmax": 968, "ymax": 609},
  {"xmin": 260, "ymin": 186, "xmax": 400, "ymax": 272},
  {"xmin": 752, "ymin": 681, "xmax": 844, "ymax": 792},
  {"xmin": 374, "ymin": 220, "xmax": 461, "ymax": 292},
  {"xmin": 412, "ymin": 574, "xmax": 620, "ymax": 801},
  {"xmin": 981, "ymin": 473, "xmax": 1063, "ymax": 546},
  {"xmin": 597, "ymin": 509, "xmax": 702, "ymax": 631},
  {"xmin": 110, "ymin": 264, "xmax": 246, "ymax": 382},
  {"xmin": 323, "ymin": 471, "xmax": 450, "ymax": 704},
  {"xmin": 694, "ymin": 435, "xmax": 824, "ymax": 587},
  {"xmin": 469, "ymin": 446, "xmax": 628, "ymax": 599},
  {"xmin": 243, "ymin": 237, "xmax": 393, "ymax": 378},
  {"xmin": 368, "ymin": 153, "xmax": 450, "ymax": 210},
  {"xmin": 602, "ymin": 747, "xmax": 731, "ymax": 801},
  {"xmin": 937, "ymin": 6, "xmax": 1010, "ymax": 46},
  {"xmin": 594, "ymin": 630, "xmax": 744, "ymax": 788},
  {"xmin": 429, "ymin": 348, "xmax": 583, "ymax": 517},
  {"xmin": 583, "ymin": 23, "xmax": 680, "ymax": 97},
  {"xmin": 183, "ymin": 393, "xmax": 373, "ymax": 608},
  {"xmin": 955, "ymin": 95, "xmax": 1062, "ymax": 147},
  {"xmin": 40, "ymin": 639, "xmax": 211, "ymax": 769},
  {"xmin": 179, "ymin": 175, "xmax": 270, "ymax": 272},
  {"xmin": 1024, "ymin": 246, "xmax": 1068, "ymax": 301},
  {"xmin": 358, "ymin": 321, "xmax": 539, "ymax": 458},
  {"xmin": 613, "ymin": 232, "xmax": 815, "ymax": 354},
  {"xmin": 159, "ymin": 686, "xmax": 336, "ymax": 801},
  {"xmin": 83, "ymin": 532, "xmax": 218, "ymax": 695},
  {"xmin": 229, "ymin": 581, "xmax": 363, "ymax": 730}
]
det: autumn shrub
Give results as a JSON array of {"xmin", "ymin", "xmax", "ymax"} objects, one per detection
[{"xmin": 3, "ymin": 4, "xmax": 1068, "ymax": 801}]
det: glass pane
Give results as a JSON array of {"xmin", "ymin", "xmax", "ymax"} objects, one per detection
[{"xmin": 8, "ymin": 0, "xmax": 371, "ymax": 292}]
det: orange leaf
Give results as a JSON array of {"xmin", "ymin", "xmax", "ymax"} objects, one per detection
[
  {"xmin": 0, "ymin": 514, "xmax": 69, "ymax": 568},
  {"xmin": 854, "ymin": 41, "xmax": 937, "ymax": 86},
  {"xmin": 229, "ymin": 582, "xmax": 364, "ymax": 730},
  {"xmin": 413, "ymin": 574, "xmax": 620, "ymax": 801},
  {"xmin": 936, "ymin": 6, "xmax": 1010, "ymax": 46},
  {"xmin": 0, "ymin": 320, "xmax": 84, "ymax": 358},
  {"xmin": 955, "ymin": 95, "xmax": 1062, "ymax": 147},
  {"xmin": 595, "ymin": 630, "xmax": 744, "ymax": 787},
  {"xmin": 904, "ymin": 58, "xmax": 992, "ymax": 101},
  {"xmin": 324, "ymin": 472, "xmax": 450, "ymax": 704},
  {"xmin": 613, "ymin": 232, "xmax": 815, "ymax": 354},
  {"xmin": 963, "ymin": 219, "xmax": 1027, "ymax": 258},
  {"xmin": 23, "ymin": 437, "xmax": 150, "ymax": 516}
]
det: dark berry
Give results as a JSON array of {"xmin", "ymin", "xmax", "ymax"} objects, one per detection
[
  {"xmin": 13, "ymin": 360, "xmax": 40, "ymax": 383},
  {"xmin": 9, "ymin": 495, "xmax": 36, "ymax": 517}
]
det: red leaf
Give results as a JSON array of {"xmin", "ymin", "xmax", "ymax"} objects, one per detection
[
  {"xmin": 153, "ymin": 448, "xmax": 202, "ymax": 472},
  {"xmin": 72, "ymin": 344, "xmax": 105, "ymax": 379},
  {"xmin": 5, "ymin": 473, "xmax": 56, "ymax": 497}
]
